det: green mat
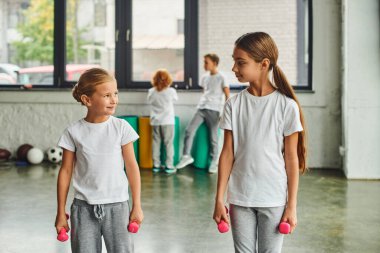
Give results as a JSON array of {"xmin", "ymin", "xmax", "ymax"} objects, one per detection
[
  {"xmin": 160, "ymin": 116, "xmax": 180, "ymax": 166},
  {"xmin": 117, "ymin": 115, "xmax": 139, "ymax": 161},
  {"xmin": 191, "ymin": 122, "xmax": 220, "ymax": 169},
  {"xmin": 191, "ymin": 123, "xmax": 210, "ymax": 169}
]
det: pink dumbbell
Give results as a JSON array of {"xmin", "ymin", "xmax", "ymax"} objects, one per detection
[
  {"xmin": 217, "ymin": 206, "xmax": 229, "ymax": 233},
  {"xmin": 218, "ymin": 220, "xmax": 229, "ymax": 233},
  {"xmin": 57, "ymin": 228, "xmax": 69, "ymax": 242},
  {"xmin": 128, "ymin": 221, "xmax": 140, "ymax": 233},
  {"xmin": 57, "ymin": 213, "xmax": 70, "ymax": 242},
  {"xmin": 278, "ymin": 222, "xmax": 291, "ymax": 234}
]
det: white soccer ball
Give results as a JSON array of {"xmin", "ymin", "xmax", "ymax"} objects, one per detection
[
  {"xmin": 46, "ymin": 147, "xmax": 63, "ymax": 164},
  {"xmin": 26, "ymin": 148, "xmax": 44, "ymax": 164}
]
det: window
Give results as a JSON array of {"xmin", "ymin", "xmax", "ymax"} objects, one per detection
[
  {"xmin": 64, "ymin": 0, "xmax": 111, "ymax": 83},
  {"xmin": 0, "ymin": 0, "xmax": 54, "ymax": 86},
  {"xmin": 131, "ymin": 0, "xmax": 184, "ymax": 83},
  {"xmin": 116, "ymin": 0, "xmax": 198, "ymax": 89},
  {"xmin": 60, "ymin": 0, "xmax": 198, "ymax": 89},
  {"xmin": 297, "ymin": 0, "xmax": 312, "ymax": 89},
  {"xmin": 0, "ymin": 0, "xmax": 310, "ymax": 90}
]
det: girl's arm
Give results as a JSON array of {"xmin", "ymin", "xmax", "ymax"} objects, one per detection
[
  {"xmin": 223, "ymin": 87, "xmax": 230, "ymax": 100},
  {"xmin": 122, "ymin": 142, "xmax": 144, "ymax": 224},
  {"xmin": 55, "ymin": 149, "xmax": 75, "ymax": 233},
  {"xmin": 213, "ymin": 129, "xmax": 234, "ymax": 224},
  {"xmin": 282, "ymin": 132, "xmax": 300, "ymax": 233}
]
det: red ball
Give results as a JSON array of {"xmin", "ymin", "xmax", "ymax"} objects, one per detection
[
  {"xmin": 17, "ymin": 144, "xmax": 33, "ymax": 161},
  {"xmin": 0, "ymin": 148, "xmax": 11, "ymax": 161}
]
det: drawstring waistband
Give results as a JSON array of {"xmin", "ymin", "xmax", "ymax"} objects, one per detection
[
  {"xmin": 94, "ymin": 204, "xmax": 105, "ymax": 220},
  {"xmin": 72, "ymin": 198, "xmax": 128, "ymax": 221}
]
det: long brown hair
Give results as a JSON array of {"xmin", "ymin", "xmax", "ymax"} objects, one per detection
[
  {"xmin": 72, "ymin": 68, "xmax": 115, "ymax": 105},
  {"xmin": 151, "ymin": 69, "xmax": 173, "ymax": 92},
  {"xmin": 235, "ymin": 32, "xmax": 307, "ymax": 173}
]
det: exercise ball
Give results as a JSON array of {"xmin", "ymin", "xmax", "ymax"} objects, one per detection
[{"xmin": 27, "ymin": 148, "xmax": 44, "ymax": 164}]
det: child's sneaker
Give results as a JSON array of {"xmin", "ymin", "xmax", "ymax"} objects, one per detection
[
  {"xmin": 208, "ymin": 160, "xmax": 218, "ymax": 174},
  {"xmin": 152, "ymin": 165, "xmax": 161, "ymax": 173},
  {"xmin": 176, "ymin": 155, "xmax": 194, "ymax": 169},
  {"xmin": 165, "ymin": 166, "xmax": 177, "ymax": 174}
]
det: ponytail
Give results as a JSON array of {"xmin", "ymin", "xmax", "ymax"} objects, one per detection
[
  {"xmin": 72, "ymin": 83, "xmax": 82, "ymax": 104},
  {"xmin": 273, "ymin": 65, "xmax": 307, "ymax": 173}
]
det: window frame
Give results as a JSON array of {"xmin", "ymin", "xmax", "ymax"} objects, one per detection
[
  {"xmin": 295, "ymin": 0, "xmax": 313, "ymax": 91},
  {"xmin": 116, "ymin": 0, "xmax": 198, "ymax": 90},
  {"xmin": 57, "ymin": 0, "xmax": 198, "ymax": 89}
]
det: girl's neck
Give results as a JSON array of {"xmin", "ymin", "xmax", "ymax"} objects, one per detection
[
  {"xmin": 84, "ymin": 113, "xmax": 110, "ymax": 123},
  {"xmin": 248, "ymin": 79, "xmax": 275, "ymax": 97}
]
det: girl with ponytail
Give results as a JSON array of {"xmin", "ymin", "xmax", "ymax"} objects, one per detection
[{"xmin": 213, "ymin": 32, "xmax": 306, "ymax": 252}]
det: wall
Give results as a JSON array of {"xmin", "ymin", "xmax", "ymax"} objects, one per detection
[
  {"xmin": 199, "ymin": 0, "xmax": 297, "ymax": 85},
  {"xmin": 0, "ymin": 0, "xmax": 342, "ymax": 169},
  {"xmin": 342, "ymin": 0, "xmax": 380, "ymax": 178}
]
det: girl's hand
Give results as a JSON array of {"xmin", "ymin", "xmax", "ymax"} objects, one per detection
[
  {"xmin": 55, "ymin": 212, "xmax": 70, "ymax": 234},
  {"xmin": 213, "ymin": 200, "xmax": 229, "ymax": 225},
  {"xmin": 281, "ymin": 206, "xmax": 297, "ymax": 233},
  {"xmin": 130, "ymin": 205, "xmax": 144, "ymax": 224}
]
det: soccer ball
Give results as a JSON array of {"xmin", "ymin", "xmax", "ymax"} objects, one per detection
[{"xmin": 46, "ymin": 147, "xmax": 63, "ymax": 163}]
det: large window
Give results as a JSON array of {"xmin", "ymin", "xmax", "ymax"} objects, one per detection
[
  {"xmin": 0, "ymin": 0, "xmax": 311, "ymax": 90},
  {"xmin": 65, "ymin": 0, "xmax": 115, "ymax": 82},
  {"xmin": 116, "ymin": 0, "xmax": 198, "ymax": 89},
  {"xmin": 61, "ymin": 0, "xmax": 197, "ymax": 89},
  {"xmin": 132, "ymin": 0, "xmax": 184, "ymax": 82},
  {"xmin": 0, "ymin": 0, "xmax": 54, "ymax": 86}
]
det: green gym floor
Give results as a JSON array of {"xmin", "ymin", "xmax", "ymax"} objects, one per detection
[{"xmin": 0, "ymin": 163, "xmax": 379, "ymax": 253}]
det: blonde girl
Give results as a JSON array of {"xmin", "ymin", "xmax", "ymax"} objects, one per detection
[{"xmin": 55, "ymin": 68, "xmax": 143, "ymax": 253}]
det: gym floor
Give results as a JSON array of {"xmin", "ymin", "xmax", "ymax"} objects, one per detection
[{"xmin": 0, "ymin": 163, "xmax": 379, "ymax": 253}]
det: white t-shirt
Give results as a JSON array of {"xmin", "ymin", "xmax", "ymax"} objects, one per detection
[
  {"xmin": 219, "ymin": 89, "xmax": 303, "ymax": 207},
  {"xmin": 58, "ymin": 116, "xmax": 139, "ymax": 205},
  {"xmin": 197, "ymin": 72, "xmax": 229, "ymax": 112},
  {"xmin": 147, "ymin": 87, "xmax": 178, "ymax": 125}
]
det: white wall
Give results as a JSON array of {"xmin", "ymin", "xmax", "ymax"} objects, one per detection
[
  {"xmin": 342, "ymin": 0, "xmax": 380, "ymax": 179},
  {"xmin": 0, "ymin": 0, "xmax": 343, "ymax": 170}
]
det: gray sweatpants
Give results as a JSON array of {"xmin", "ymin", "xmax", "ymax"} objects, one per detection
[
  {"xmin": 70, "ymin": 198, "xmax": 134, "ymax": 253},
  {"xmin": 230, "ymin": 204, "xmax": 285, "ymax": 253},
  {"xmin": 152, "ymin": 125, "xmax": 174, "ymax": 168},
  {"xmin": 183, "ymin": 109, "xmax": 220, "ymax": 161}
]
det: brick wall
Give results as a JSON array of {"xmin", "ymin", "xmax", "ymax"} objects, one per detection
[{"xmin": 199, "ymin": 0, "xmax": 297, "ymax": 85}]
